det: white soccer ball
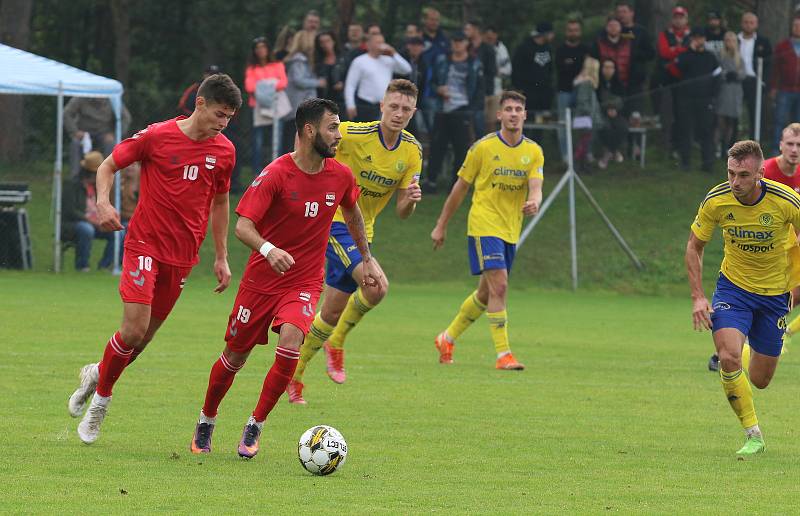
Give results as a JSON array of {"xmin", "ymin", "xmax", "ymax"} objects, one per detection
[{"xmin": 298, "ymin": 425, "xmax": 347, "ymax": 476}]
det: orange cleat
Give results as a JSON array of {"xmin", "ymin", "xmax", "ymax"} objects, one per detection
[
  {"xmin": 435, "ymin": 332, "xmax": 454, "ymax": 364},
  {"xmin": 286, "ymin": 379, "xmax": 307, "ymax": 405},
  {"xmin": 324, "ymin": 342, "xmax": 346, "ymax": 384},
  {"xmin": 495, "ymin": 353, "xmax": 525, "ymax": 370}
]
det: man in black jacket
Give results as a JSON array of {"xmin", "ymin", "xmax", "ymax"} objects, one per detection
[
  {"xmin": 512, "ymin": 22, "xmax": 554, "ymax": 116},
  {"xmin": 738, "ymin": 12, "xmax": 772, "ymax": 140},
  {"xmin": 672, "ymin": 28, "xmax": 720, "ymax": 172},
  {"xmin": 555, "ymin": 18, "xmax": 589, "ymax": 161},
  {"xmin": 615, "ymin": 2, "xmax": 655, "ymax": 116}
]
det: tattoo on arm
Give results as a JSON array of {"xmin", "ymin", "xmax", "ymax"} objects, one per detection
[{"xmin": 344, "ymin": 207, "xmax": 371, "ymax": 259}]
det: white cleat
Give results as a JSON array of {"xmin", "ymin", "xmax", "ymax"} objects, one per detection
[
  {"xmin": 77, "ymin": 394, "xmax": 110, "ymax": 444},
  {"xmin": 68, "ymin": 363, "xmax": 99, "ymax": 417}
]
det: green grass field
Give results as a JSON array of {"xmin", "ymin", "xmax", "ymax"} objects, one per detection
[{"xmin": 4, "ymin": 273, "xmax": 800, "ymax": 513}]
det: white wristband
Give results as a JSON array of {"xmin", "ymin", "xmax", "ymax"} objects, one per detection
[{"xmin": 259, "ymin": 241, "xmax": 276, "ymax": 258}]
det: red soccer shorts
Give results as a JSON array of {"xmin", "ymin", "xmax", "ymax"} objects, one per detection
[
  {"xmin": 224, "ymin": 285, "xmax": 321, "ymax": 354},
  {"xmin": 119, "ymin": 250, "xmax": 193, "ymax": 320}
]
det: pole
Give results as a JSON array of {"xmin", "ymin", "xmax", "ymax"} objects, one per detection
[
  {"xmin": 54, "ymin": 84, "xmax": 64, "ymax": 273},
  {"xmin": 272, "ymin": 118, "xmax": 281, "ymax": 161},
  {"xmin": 112, "ymin": 94, "xmax": 123, "ymax": 275},
  {"xmin": 565, "ymin": 108, "xmax": 577, "ymax": 290},
  {"xmin": 755, "ymin": 57, "xmax": 763, "ymax": 142}
]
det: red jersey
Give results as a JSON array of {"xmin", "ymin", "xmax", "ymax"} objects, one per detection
[
  {"xmin": 763, "ymin": 157, "xmax": 800, "ymax": 193},
  {"xmin": 236, "ymin": 154, "xmax": 359, "ymax": 294},
  {"xmin": 112, "ymin": 117, "xmax": 235, "ymax": 267}
]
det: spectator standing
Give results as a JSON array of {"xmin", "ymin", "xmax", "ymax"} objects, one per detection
[
  {"xmin": 512, "ymin": 22, "xmax": 555, "ymax": 116},
  {"xmin": 464, "ymin": 20, "xmax": 497, "ymax": 137},
  {"xmin": 273, "ymin": 25, "xmax": 296, "ymax": 61},
  {"xmin": 571, "ymin": 57, "xmax": 601, "ymax": 171},
  {"xmin": 771, "ymin": 16, "xmax": 800, "ymax": 153},
  {"xmin": 400, "ymin": 35, "xmax": 427, "ymax": 135},
  {"xmin": 178, "ymin": 65, "xmax": 220, "ymax": 116},
  {"xmin": 427, "ymin": 31, "xmax": 484, "ymax": 192},
  {"xmin": 61, "ymin": 151, "xmax": 120, "ymax": 271},
  {"xmin": 284, "ymin": 30, "xmax": 326, "ymax": 153},
  {"xmin": 344, "ymin": 33, "xmax": 411, "ymax": 122},
  {"xmin": 597, "ymin": 96, "xmax": 628, "ymax": 169},
  {"xmin": 483, "ymin": 26, "xmax": 512, "ymax": 132},
  {"xmin": 704, "ymin": 10, "xmax": 725, "ymax": 57},
  {"xmin": 715, "ymin": 31, "xmax": 745, "ymax": 153},
  {"xmin": 315, "ymin": 31, "xmax": 346, "ymax": 113},
  {"xmin": 738, "ymin": 12, "xmax": 772, "ymax": 140},
  {"xmin": 404, "ymin": 23, "xmax": 422, "ymax": 40},
  {"xmin": 244, "ymin": 36, "xmax": 288, "ymax": 174},
  {"xmin": 655, "ymin": 6, "xmax": 690, "ymax": 151},
  {"xmin": 302, "ymin": 10, "xmax": 321, "ymax": 34},
  {"xmin": 555, "ymin": 19, "xmax": 589, "ymax": 161},
  {"xmin": 672, "ymin": 27, "xmax": 720, "ymax": 171},
  {"xmin": 64, "ymin": 97, "xmax": 131, "ymax": 179},
  {"xmin": 592, "ymin": 17, "xmax": 632, "ymax": 95},
  {"xmin": 420, "ymin": 7, "xmax": 450, "ymax": 130},
  {"xmin": 615, "ymin": 2, "xmax": 655, "ymax": 117}
]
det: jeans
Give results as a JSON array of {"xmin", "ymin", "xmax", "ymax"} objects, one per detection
[
  {"xmin": 73, "ymin": 220, "xmax": 120, "ymax": 270},
  {"xmin": 676, "ymin": 95, "xmax": 715, "ymax": 170},
  {"xmin": 774, "ymin": 91, "xmax": 800, "ymax": 152},
  {"xmin": 556, "ymin": 91, "xmax": 575, "ymax": 161},
  {"xmin": 251, "ymin": 124, "xmax": 274, "ymax": 175}
]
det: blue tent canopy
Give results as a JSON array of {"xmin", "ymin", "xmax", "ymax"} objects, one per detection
[{"xmin": 0, "ymin": 43, "xmax": 124, "ymax": 272}]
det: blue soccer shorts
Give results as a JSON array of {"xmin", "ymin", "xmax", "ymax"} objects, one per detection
[
  {"xmin": 467, "ymin": 236, "xmax": 516, "ymax": 276},
  {"xmin": 710, "ymin": 273, "xmax": 790, "ymax": 357},
  {"xmin": 325, "ymin": 222, "xmax": 369, "ymax": 294}
]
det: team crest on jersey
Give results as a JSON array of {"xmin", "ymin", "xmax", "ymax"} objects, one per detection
[
  {"xmin": 759, "ymin": 213, "xmax": 773, "ymax": 227},
  {"xmin": 205, "ymin": 155, "xmax": 217, "ymax": 170},
  {"xmin": 299, "ymin": 291, "xmax": 311, "ymax": 302},
  {"xmin": 395, "ymin": 160, "xmax": 406, "ymax": 172},
  {"xmin": 325, "ymin": 192, "xmax": 336, "ymax": 206},
  {"xmin": 521, "ymin": 155, "xmax": 531, "ymax": 165}
]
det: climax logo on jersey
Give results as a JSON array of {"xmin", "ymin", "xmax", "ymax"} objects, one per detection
[
  {"xmin": 205, "ymin": 155, "xmax": 216, "ymax": 170},
  {"xmin": 325, "ymin": 192, "xmax": 336, "ymax": 206}
]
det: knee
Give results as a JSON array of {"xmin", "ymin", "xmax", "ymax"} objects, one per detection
[
  {"xmin": 750, "ymin": 375, "xmax": 772, "ymax": 390},
  {"xmin": 120, "ymin": 321, "xmax": 148, "ymax": 348},
  {"xmin": 322, "ymin": 304, "xmax": 344, "ymax": 324},
  {"xmin": 488, "ymin": 280, "xmax": 507, "ymax": 300},
  {"xmin": 363, "ymin": 278, "xmax": 388, "ymax": 305},
  {"xmin": 222, "ymin": 347, "xmax": 249, "ymax": 368},
  {"xmin": 718, "ymin": 350, "xmax": 742, "ymax": 373}
]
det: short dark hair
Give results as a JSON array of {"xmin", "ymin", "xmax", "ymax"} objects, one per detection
[
  {"xmin": 197, "ymin": 74, "xmax": 242, "ymax": 109},
  {"xmin": 500, "ymin": 90, "xmax": 526, "ymax": 106},
  {"xmin": 295, "ymin": 98, "xmax": 339, "ymax": 136},
  {"xmin": 615, "ymin": 1, "xmax": 634, "ymax": 9},
  {"xmin": 466, "ymin": 19, "xmax": 482, "ymax": 29},
  {"xmin": 385, "ymin": 78, "xmax": 418, "ymax": 99},
  {"xmin": 728, "ymin": 140, "xmax": 764, "ymax": 164}
]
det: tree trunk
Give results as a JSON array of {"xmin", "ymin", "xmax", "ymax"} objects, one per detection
[
  {"xmin": 0, "ymin": 0, "xmax": 34, "ymax": 162},
  {"xmin": 641, "ymin": 0, "xmax": 673, "ymax": 40},
  {"xmin": 335, "ymin": 0, "xmax": 355, "ymax": 47},
  {"xmin": 758, "ymin": 0, "xmax": 793, "ymax": 48},
  {"xmin": 110, "ymin": 0, "xmax": 131, "ymax": 90}
]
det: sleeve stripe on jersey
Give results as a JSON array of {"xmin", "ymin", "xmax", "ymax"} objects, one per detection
[
  {"xmin": 700, "ymin": 188, "xmax": 732, "ymax": 207},
  {"xmin": 765, "ymin": 185, "xmax": 800, "ymax": 209},
  {"xmin": 347, "ymin": 128, "xmax": 380, "ymax": 134},
  {"xmin": 706, "ymin": 182, "xmax": 731, "ymax": 196}
]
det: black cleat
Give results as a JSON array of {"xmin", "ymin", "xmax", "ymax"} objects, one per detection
[{"xmin": 708, "ymin": 353, "xmax": 720, "ymax": 372}]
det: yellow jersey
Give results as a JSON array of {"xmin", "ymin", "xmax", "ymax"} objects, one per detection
[
  {"xmin": 691, "ymin": 178, "xmax": 800, "ymax": 295},
  {"xmin": 332, "ymin": 121, "xmax": 422, "ymax": 242},
  {"xmin": 457, "ymin": 132, "xmax": 544, "ymax": 244}
]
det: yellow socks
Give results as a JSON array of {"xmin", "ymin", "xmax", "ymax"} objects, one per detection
[
  {"xmin": 742, "ymin": 343, "xmax": 751, "ymax": 372},
  {"xmin": 445, "ymin": 291, "xmax": 487, "ymax": 342},
  {"xmin": 294, "ymin": 314, "xmax": 335, "ymax": 381},
  {"xmin": 720, "ymin": 368, "xmax": 758, "ymax": 429},
  {"xmin": 487, "ymin": 310, "xmax": 510, "ymax": 356},
  {"xmin": 328, "ymin": 289, "xmax": 374, "ymax": 350}
]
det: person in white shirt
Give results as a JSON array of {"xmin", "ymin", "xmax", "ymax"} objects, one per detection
[
  {"xmin": 345, "ymin": 33, "xmax": 412, "ymax": 121},
  {"xmin": 737, "ymin": 12, "xmax": 772, "ymax": 140}
]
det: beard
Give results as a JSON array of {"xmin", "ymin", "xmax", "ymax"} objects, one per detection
[{"xmin": 313, "ymin": 132, "xmax": 336, "ymax": 158}]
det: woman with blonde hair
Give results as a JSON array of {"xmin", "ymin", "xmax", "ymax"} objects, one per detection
[
  {"xmin": 282, "ymin": 30, "xmax": 326, "ymax": 152},
  {"xmin": 572, "ymin": 56, "xmax": 601, "ymax": 171},
  {"xmin": 716, "ymin": 31, "xmax": 745, "ymax": 153}
]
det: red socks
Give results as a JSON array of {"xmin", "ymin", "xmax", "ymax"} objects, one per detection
[
  {"xmin": 253, "ymin": 347, "xmax": 300, "ymax": 422},
  {"xmin": 201, "ymin": 354, "xmax": 243, "ymax": 418},
  {"xmin": 96, "ymin": 332, "xmax": 134, "ymax": 397}
]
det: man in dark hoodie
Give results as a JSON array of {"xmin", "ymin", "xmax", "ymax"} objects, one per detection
[{"xmin": 512, "ymin": 22, "xmax": 554, "ymax": 116}]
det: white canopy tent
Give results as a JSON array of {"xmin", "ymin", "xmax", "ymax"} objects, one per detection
[{"xmin": 0, "ymin": 43, "xmax": 125, "ymax": 272}]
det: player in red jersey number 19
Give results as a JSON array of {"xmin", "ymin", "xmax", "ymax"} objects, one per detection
[
  {"xmin": 67, "ymin": 74, "xmax": 243, "ymax": 445},
  {"xmin": 189, "ymin": 98, "xmax": 380, "ymax": 458}
]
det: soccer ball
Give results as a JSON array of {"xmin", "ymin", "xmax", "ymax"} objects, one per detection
[{"xmin": 298, "ymin": 425, "xmax": 347, "ymax": 475}]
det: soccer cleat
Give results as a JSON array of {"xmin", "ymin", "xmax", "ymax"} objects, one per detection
[
  {"xmin": 237, "ymin": 417, "xmax": 263, "ymax": 459},
  {"xmin": 190, "ymin": 422, "xmax": 215, "ymax": 454},
  {"xmin": 324, "ymin": 342, "xmax": 346, "ymax": 384},
  {"xmin": 708, "ymin": 353, "xmax": 720, "ymax": 372},
  {"xmin": 736, "ymin": 435, "xmax": 765, "ymax": 456},
  {"xmin": 286, "ymin": 379, "xmax": 307, "ymax": 405},
  {"xmin": 77, "ymin": 395, "xmax": 110, "ymax": 444},
  {"xmin": 435, "ymin": 332, "xmax": 454, "ymax": 364},
  {"xmin": 495, "ymin": 353, "xmax": 525, "ymax": 370},
  {"xmin": 68, "ymin": 363, "xmax": 99, "ymax": 417}
]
